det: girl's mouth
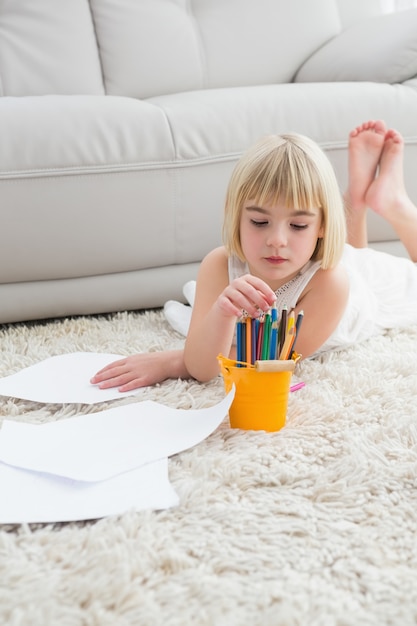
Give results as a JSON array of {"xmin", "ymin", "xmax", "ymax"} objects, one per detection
[{"xmin": 265, "ymin": 256, "xmax": 286, "ymax": 265}]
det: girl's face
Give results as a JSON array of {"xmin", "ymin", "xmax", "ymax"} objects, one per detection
[{"xmin": 239, "ymin": 198, "xmax": 324, "ymax": 290}]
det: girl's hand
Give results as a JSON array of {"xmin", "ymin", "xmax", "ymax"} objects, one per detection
[
  {"xmin": 216, "ymin": 274, "xmax": 276, "ymax": 318},
  {"xmin": 90, "ymin": 349, "xmax": 188, "ymax": 391}
]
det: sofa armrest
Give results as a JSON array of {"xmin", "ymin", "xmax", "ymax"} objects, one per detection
[{"xmin": 295, "ymin": 8, "xmax": 417, "ymax": 84}]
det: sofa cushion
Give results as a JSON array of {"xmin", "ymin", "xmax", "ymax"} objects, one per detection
[
  {"xmin": 91, "ymin": 0, "xmax": 342, "ymax": 98},
  {"xmin": 295, "ymin": 8, "xmax": 417, "ymax": 84},
  {"xmin": 0, "ymin": 0, "xmax": 104, "ymax": 96},
  {"xmin": 0, "ymin": 96, "xmax": 174, "ymax": 172}
]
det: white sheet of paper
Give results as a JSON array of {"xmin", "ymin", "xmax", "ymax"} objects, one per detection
[
  {"xmin": 0, "ymin": 352, "xmax": 142, "ymax": 404},
  {"xmin": 0, "ymin": 458, "xmax": 178, "ymax": 524},
  {"xmin": 0, "ymin": 388, "xmax": 234, "ymax": 482}
]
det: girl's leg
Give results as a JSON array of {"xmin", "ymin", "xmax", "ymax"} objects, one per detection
[
  {"xmin": 345, "ymin": 120, "xmax": 386, "ymax": 248},
  {"xmin": 365, "ymin": 129, "xmax": 417, "ymax": 262}
]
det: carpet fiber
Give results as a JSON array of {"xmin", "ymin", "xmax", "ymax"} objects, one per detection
[{"xmin": 1, "ymin": 310, "xmax": 417, "ymax": 626}]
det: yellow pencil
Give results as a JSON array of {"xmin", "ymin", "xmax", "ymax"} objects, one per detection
[
  {"xmin": 279, "ymin": 325, "xmax": 296, "ymax": 360},
  {"xmin": 287, "ymin": 310, "xmax": 295, "ymax": 334}
]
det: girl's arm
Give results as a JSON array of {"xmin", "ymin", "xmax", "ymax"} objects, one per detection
[
  {"xmin": 91, "ymin": 247, "xmax": 274, "ymax": 389},
  {"xmin": 184, "ymin": 247, "xmax": 276, "ymax": 381},
  {"xmin": 293, "ymin": 263, "xmax": 349, "ymax": 359}
]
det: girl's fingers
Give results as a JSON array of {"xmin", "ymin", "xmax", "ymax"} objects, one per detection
[
  {"xmin": 90, "ymin": 360, "xmax": 127, "ymax": 383},
  {"xmin": 222, "ymin": 276, "xmax": 276, "ymax": 316}
]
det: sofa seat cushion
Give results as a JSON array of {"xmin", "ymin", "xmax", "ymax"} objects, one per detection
[
  {"xmin": 2, "ymin": 82, "xmax": 417, "ymax": 178},
  {"xmin": 0, "ymin": 96, "xmax": 175, "ymax": 174}
]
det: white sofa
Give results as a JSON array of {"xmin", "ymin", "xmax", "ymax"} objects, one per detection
[{"xmin": 1, "ymin": 0, "xmax": 417, "ymax": 324}]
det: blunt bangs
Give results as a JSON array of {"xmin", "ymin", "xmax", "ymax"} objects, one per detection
[{"xmin": 246, "ymin": 141, "xmax": 325, "ymax": 212}]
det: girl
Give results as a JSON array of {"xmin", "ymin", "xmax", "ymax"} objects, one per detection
[{"xmin": 91, "ymin": 120, "xmax": 417, "ymax": 389}]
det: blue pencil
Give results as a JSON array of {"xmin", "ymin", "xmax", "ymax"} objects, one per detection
[
  {"xmin": 269, "ymin": 305, "xmax": 278, "ymax": 359},
  {"xmin": 241, "ymin": 319, "xmax": 246, "ymax": 364},
  {"xmin": 251, "ymin": 318, "xmax": 258, "ymax": 365},
  {"xmin": 236, "ymin": 319, "xmax": 243, "ymax": 365}
]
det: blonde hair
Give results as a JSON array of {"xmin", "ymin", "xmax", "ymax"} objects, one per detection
[{"xmin": 222, "ymin": 133, "xmax": 346, "ymax": 269}]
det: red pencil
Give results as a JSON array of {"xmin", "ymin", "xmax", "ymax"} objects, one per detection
[{"xmin": 256, "ymin": 317, "xmax": 264, "ymax": 361}]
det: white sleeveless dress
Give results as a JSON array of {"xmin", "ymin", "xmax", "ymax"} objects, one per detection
[
  {"xmin": 164, "ymin": 244, "xmax": 417, "ymax": 358},
  {"xmin": 229, "ymin": 244, "xmax": 417, "ymax": 356}
]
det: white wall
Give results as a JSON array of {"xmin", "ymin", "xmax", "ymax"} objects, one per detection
[
  {"xmin": 337, "ymin": 0, "xmax": 417, "ymax": 27},
  {"xmin": 381, "ymin": 0, "xmax": 417, "ymax": 10}
]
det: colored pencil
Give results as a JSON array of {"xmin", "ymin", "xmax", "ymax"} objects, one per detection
[
  {"xmin": 251, "ymin": 318, "xmax": 258, "ymax": 365},
  {"xmin": 290, "ymin": 381, "xmax": 305, "ymax": 392},
  {"xmin": 256, "ymin": 317, "xmax": 264, "ymax": 361},
  {"xmin": 269, "ymin": 305, "xmax": 278, "ymax": 359},
  {"xmin": 289, "ymin": 310, "xmax": 304, "ymax": 359},
  {"xmin": 261, "ymin": 312, "xmax": 271, "ymax": 360},
  {"xmin": 279, "ymin": 324, "xmax": 296, "ymax": 360},
  {"xmin": 245, "ymin": 316, "xmax": 251, "ymax": 365},
  {"xmin": 236, "ymin": 318, "xmax": 246, "ymax": 365},
  {"xmin": 278, "ymin": 304, "xmax": 288, "ymax": 356}
]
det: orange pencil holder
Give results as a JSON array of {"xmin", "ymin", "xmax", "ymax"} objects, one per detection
[{"xmin": 217, "ymin": 354, "xmax": 298, "ymax": 432}]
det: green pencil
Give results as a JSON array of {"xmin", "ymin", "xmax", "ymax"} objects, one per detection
[{"xmin": 261, "ymin": 312, "xmax": 271, "ymax": 360}]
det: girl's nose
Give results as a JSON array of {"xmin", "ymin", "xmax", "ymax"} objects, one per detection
[{"xmin": 267, "ymin": 226, "xmax": 287, "ymax": 248}]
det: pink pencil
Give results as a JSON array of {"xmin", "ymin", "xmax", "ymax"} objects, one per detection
[{"xmin": 290, "ymin": 381, "xmax": 305, "ymax": 393}]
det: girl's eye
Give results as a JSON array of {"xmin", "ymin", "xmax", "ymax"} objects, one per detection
[
  {"xmin": 251, "ymin": 219, "xmax": 268, "ymax": 227},
  {"xmin": 291, "ymin": 223, "xmax": 308, "ymax": 230}
]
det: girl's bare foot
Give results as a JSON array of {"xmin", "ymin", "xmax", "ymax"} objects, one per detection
[
  {"xmin": 365, "ymin": 129, "xmax": 406, "ymax": 218},
  {"xmin": 347, "ymin": 119, "xmax": 387, "ymax": 211},
  {"xmin": 365, "ymin": 128, "xmax": 417, "ymax": 261},
  {"xmin": 345, "ymin": 120, "xmax": 387, "ymax": 247}
]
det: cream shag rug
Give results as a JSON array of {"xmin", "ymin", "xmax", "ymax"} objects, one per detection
[{"xmin": 1, "ymin": 310, "xmax": 417, "ymax": 626}]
